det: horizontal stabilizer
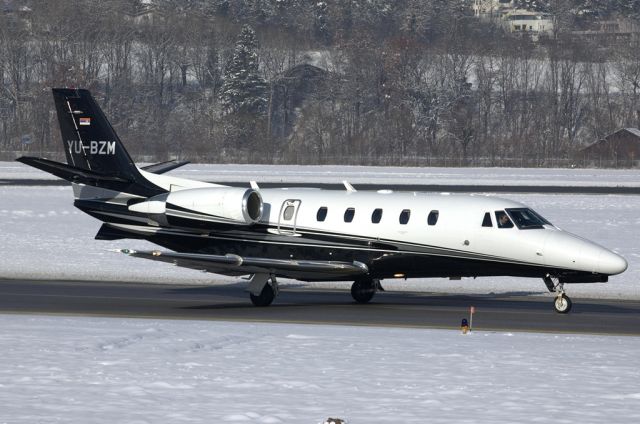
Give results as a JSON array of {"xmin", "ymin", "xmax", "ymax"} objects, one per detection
[
  {"xmin": 16, "ymin": 157, "xmax": 129, "ymax": 184},
  {"xmin": 140, "ymin": 160, "xmax": 190, "ymax": 175},
  {"xmin": 114, "ymin": 249, "xmax": 369, "ymax": 280}
]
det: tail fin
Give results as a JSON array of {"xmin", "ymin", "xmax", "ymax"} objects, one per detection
[
  {"xmin": 53, "ymin": 88, "xmax": 136, "ymax": 176},
  {"xmin": 47, "ymin": 88, "xmax": 164, "ymax": 196}
]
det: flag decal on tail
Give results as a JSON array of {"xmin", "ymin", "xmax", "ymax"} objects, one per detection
[{"xmin": 79, "ymin": 117, "xmax": 91, "ymax": 126}]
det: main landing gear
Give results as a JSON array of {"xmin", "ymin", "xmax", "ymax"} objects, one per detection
[
  {"xmin": 248, "ymin": 274, "xmax": 279, "ymax": 307},
  {"xmin": 351, "ymin": 277, "xmax": 380, "ymax": 304},
  {"xmin": 247, "ymin": 275, "xmax": 383, "ymax": 306},
  {"xmin": 543, "ymin": 274, "xmax": 572, "ymax": 314}
]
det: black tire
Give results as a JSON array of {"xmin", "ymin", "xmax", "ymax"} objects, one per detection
[
  {"xmin": 250, "ymin": 284, "xmax": 275, "ymax": 307},
  {"xmin": 554, "ymin": 294, "xmax": 572, "ymax": 314},
  {"xmin": 351, "ymin": 279, "xmax": 376, "ymax": 304}
]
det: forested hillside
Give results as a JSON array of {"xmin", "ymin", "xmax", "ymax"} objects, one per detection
[{"xmin": 2, "ymin": 0, "xmax": 640, "ymax": 166}]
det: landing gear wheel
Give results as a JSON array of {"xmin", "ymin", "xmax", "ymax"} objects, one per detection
[
  {"xmin": 351, "ymin": 278, "xmax": 377, "ymax": 304},
  {"xmin": 554, "ymin": 294, "xmax": 572, "ymax": 314},
  {"xmin": 250, "ymin": 283, "xmax": 275, "ymax": 307},
  {"xmin": 544, "ymin": 274, "xmax": 573, "ymax": 314}
]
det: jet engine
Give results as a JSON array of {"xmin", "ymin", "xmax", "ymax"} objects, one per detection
[{"xmin": 128, "ymin": 187, "xmax": 264, "ymax": 226}]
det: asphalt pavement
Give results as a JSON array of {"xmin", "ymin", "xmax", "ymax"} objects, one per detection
[{"xmin": 1, "ymin": 279, "xmax": 639, "ymax": 335}]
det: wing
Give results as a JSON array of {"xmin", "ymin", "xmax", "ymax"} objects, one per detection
[{"xmin": 114, "ymin": 249, "xmax": 369, "ymax": 280}]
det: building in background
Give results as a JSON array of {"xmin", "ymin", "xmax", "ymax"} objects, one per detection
[
  {"xmin": 472, "ymin": 1, "xmax": 554, "ymax": 40},
  {"xmin": 571, "ymin": 17, "xmax": 640, "ymax": 44},
  {"xmin": 580, "ymin": 128, "xmax": 640, "ymax": 167},
  {"xmin": 503, "ymin": 9, "xmax": 554, "ymax": 39},
  {"xmin": 472, "ymin": 0, "xmax": 515, "ymax": 19}
]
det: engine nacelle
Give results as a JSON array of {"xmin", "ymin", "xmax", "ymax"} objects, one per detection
[{"xmin": 129, "ymin": 187, "xmax": 263, "ymax": 226}]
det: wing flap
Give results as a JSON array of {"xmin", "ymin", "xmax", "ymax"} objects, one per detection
[{"xmin": 115, "ymin": 249, "xmax": 368, "ymax": 280}]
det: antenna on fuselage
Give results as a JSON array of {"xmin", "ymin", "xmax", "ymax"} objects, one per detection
[{"xmin": 342, "ymin": 181, "xmax": 357, "ymax": 192}]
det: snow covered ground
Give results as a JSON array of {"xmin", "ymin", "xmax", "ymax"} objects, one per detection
[
  {"xmin": 1, "ymin": 165, "xmax": 639, "ymax": 424},
  {"xmin": 2, "ymin": 161, "xmax": 640, "ymax": 187},
  {"xmin": 0, "ymin": 185, "xmax": 637, "ymax": 299},
  {"xmin": 0, "ymin": 314, "xmax": 639, "ymax": 424}
]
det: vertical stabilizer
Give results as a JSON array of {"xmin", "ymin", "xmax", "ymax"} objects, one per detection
[{"xmin": 51, "ymin": 88, "xmax": 163, "ymax": 196}]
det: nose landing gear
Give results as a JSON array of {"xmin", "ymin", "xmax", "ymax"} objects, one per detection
[
  {"xmin": 554, "ymin": 293, "xmax": 572, "ymax": 314},
  {"xmin": 543, "ymin": 274, "xmax": 572, "ymax": 314}
]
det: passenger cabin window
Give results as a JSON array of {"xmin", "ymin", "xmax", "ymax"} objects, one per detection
[
  {"xmin": 283, "ymin": 205, "xmax": 295, "ymax": 221},
  {"xmin": 482, "ymin": 212, "xmax": 493, "ymax": 227},
  {"xmin": 495, "ymin": 211, "xmax": 514, "ymax": 228},
  {"xmin": 505, "ymin": 208, "xmax": 551, "ymax": 229},
  {"xmin": 344, "ymin": 208, "xmax": 355, "ymax": 223},
  {"xmin": 371, "ymin": 208, "xmax": 383, "ymax": 224},
  {"xmin": 399, "ymin": 209, "xmax": 411, "ymax": 225},
  {"xmin": 428, "ymin": 210, "xmax": 439, "ymax": 226},
  {"xmin": 317, "ymin": 207, "xmax": 328, "ymax": 222}
]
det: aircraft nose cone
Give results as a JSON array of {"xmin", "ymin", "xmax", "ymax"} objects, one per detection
[{"xmin": 598, "ymin": 250, "xmax": 628, "ymax": 275}]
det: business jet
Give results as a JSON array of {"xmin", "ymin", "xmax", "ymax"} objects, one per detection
[{"xmin": 18, "ymin": 89, "xmax": 628, "ymax": 313}]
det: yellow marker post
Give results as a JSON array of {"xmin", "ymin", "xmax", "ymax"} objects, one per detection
[{"xmin": 461, "ymin": 318, "xmax": 469, "ymax": 334}]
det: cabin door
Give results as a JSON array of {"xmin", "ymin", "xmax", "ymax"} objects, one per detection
[{"xmin": 277, "ymin": 199, "xmax": 301, "ymax": 236}]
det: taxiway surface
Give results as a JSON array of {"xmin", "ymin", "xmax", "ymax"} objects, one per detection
[{"xmin": 1, "ymin": 279, "xmax": 639, "ymax": 335}]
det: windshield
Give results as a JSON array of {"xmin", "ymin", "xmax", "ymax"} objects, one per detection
[{"xmin": 505, "ymin": 208, "xmax": 552, "ymax": 229}]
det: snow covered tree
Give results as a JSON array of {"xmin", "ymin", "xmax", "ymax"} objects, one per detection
[
  {"xmin": 515, "ymin": 0, "xmax": 551, "ymax": 12},
  {"xmin": 571, "ymin": 0, "xmax": 615, "ymax": 18},
  {"xmin": 617, "ymin": 0, "xmax": 640, "ymax": 18},
  {"xmin": 314, "ymin": 1, "xmax": 331, "ymax": 45},
  {"xmin": 220, "ymin": 25, "xmax": 267, "ymax": 115}
]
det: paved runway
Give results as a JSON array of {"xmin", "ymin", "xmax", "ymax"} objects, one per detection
[{"xmin": 1, "ymin": 279, "xmax": 639, "ymax": 335}]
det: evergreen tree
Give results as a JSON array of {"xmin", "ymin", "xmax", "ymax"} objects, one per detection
[
  {"xmin": 220, "ymin": 25, "xmax": 267, "ymax": 115},
  {"xmin": 314, "ymin": 1, "xmax": 330, "ymax": 44}
]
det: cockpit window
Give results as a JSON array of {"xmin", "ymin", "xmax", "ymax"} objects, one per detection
[
  {"xmin": 495, "ymin": 211, "xmax": 514, "ymax": 228},
  {"xmin": 505, "ymin": 208, "xmax": 551, "ymax": 229},
  {"xmin": 482, "ymin": 212, "xmax": 493, "ymax": 227}
]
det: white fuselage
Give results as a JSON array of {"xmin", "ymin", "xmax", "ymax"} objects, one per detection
[
  {"xmin": 256, "ymin": 188, "xmax": 626, "ymax": 276},
  {"xmin": 138, "ymin": 169, "xmax": 628, "ymax": 279}
]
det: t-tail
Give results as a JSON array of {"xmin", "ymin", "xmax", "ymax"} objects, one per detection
[
  {"xmin": 18, "ymin": 88, "xmax": 215, "ymax": 241},
  {"xmin": 17, "ymin": 88, "xmax": 165, "ymax": 197}
]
